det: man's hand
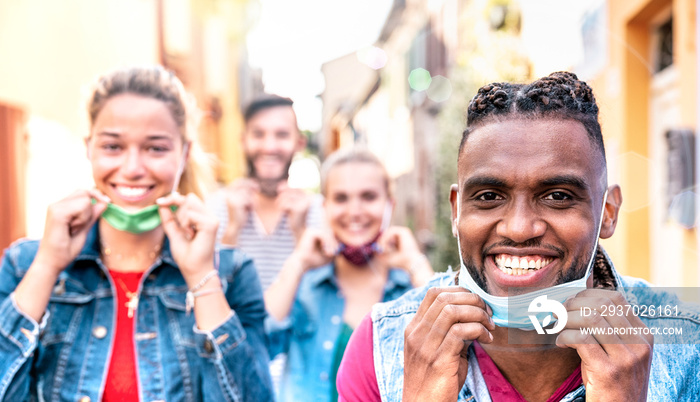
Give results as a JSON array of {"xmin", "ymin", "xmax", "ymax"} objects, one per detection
[
  {"xmin": 276, "ymin": 182, "xmax": 312, "ymax": 242},
  {"xmin": 557, "ymin": 289, "xmax": 653, "ymax": 402},
  {"xmin": 403, "ymin": 287, "xmax": 495, "ymax": 402},
  {"xmin": 221, "ymin": 178, "xmax": 258, "ymax": 246}
]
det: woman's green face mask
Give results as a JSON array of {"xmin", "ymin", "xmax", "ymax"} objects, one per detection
[
  {"xmin": 95, "ymin": 202, "xmax": 180, "ymax": 234},
  {"xmin": 100, "ymin": 203, "xmax": 162, "ymax": 234}
]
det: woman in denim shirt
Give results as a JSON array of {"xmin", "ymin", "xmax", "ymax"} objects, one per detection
[
  {"xmin": 0, "ymin": 66, "xmax": 272, "ymax": 401},
  {"xmin": 264, "ymin": 148, "xmax": 434, "ymax": 402}
]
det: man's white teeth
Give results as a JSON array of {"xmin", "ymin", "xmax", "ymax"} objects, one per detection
[
  {"xmin": 116, "ymin": 186, "xmax": 148, "ymax": 197},
  {"xmin": 495, "ymin": 255, "xmax": 553, "ymax": 276}
]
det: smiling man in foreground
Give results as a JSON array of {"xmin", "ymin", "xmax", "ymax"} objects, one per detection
[{"xmin": 336, "ymin": 72, "xmax": 700, "ymax": 401}]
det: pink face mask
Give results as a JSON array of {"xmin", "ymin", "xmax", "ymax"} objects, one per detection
[
  {"xmin": 338, "ymin": 233, "xmax": 381, "ymax": 266},
  {"xmin": 336, "ymin": 203, "xmax": 392, "ymax": 266}
]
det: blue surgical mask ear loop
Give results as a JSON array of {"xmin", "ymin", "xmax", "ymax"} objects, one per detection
[{"xmin": 455, "ymin": 189, "xmax": 609, "ymax": 329}]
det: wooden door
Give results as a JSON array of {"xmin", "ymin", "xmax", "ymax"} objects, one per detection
[{"xmin": 0, "ymin": 103, "xmax": 27, "ymax": 251}]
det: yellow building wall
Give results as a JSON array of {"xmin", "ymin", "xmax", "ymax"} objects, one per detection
[
  {"xmin": 593, "ymin": 0, "xmax": 697, "ymax": 286},
  {"xmin": 216, "ymin": 51, "xmax": 246, "ymax": 183},
  {"xmin": 0, "ymin": 0, "xmax": 160, "ymax": 135},
  {"xmin": 0, "ymin": 0, "xmax": 250, "ymax": 238},
  {"xmin": 178, "ymin": 6, "xmax": 249, "ymax": 184}
]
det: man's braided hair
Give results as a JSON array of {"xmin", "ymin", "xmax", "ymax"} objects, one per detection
[{"xmin": 460, "ymin": 71, "xmax": 605, "ymax": 160}]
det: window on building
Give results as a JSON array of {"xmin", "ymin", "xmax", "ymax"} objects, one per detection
[{"xmin": 654, "ymin": 18, "xmax": 673, "ymax": 73}]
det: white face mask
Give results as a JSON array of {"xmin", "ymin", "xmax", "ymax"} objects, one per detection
[{"xmin": 456, "ymin": 189, "xmax": 609, "ymax": 329}]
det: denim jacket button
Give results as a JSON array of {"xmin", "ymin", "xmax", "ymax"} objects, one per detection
[
  {"xmin": 79, "ymin": 396, "xmax": 91, "ymax": 402},
  {"xmin": 92, "ymin": 326, "xmax": 108, "ymax": 339},
  {"xmin": 204, "ymin": 340, "xmax": 214, "ymax": 353}
]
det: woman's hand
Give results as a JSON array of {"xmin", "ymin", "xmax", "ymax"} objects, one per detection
[
  {"xmin": 157, "ymin": 192, "xmax": 219, "ymax": 287},
  {"xmin": 15, "ymin": 189, "xmax": 109, "ymax": 322},
  {"xmin": 264, "ymin": 228, "xmax": 337, "ymax": 322},
  {"xmin": 376, "ymin": 226, "xmax": 434, "ymax": 286},
  {"xmin": 289, "ymin": 227, "xmax": 338, "ymax": 272},
  {"xmin": 33, "ymin": 189, "xmax": 110, "ymax": 276},
  {"xmin": 158, "ymin": 192, "xmax": 235, "ymax": 331}
]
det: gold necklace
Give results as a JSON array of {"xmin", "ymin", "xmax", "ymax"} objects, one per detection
[
  {"xmin": 115, "ymin": 278, "xmax": 139, "ymax": 319},
  {"xmin": 100, "ymin": 240, "xmax": 160, "ymax": 319},
  {"xmin": 102, "ymin": 242, "xmax": 163, "ymax": 261}
]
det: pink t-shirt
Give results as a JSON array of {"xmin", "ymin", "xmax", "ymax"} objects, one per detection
[
  {"xmin": 337, "ymin": 314, "xmax": 583, "ymax": 402},
  {"xmin": 337, "ymin": 314, "xmax": 380, "ymax": 401},
  {"xmin": 473, "ymin": 341, "xmax": 582, "ymax": 402}
]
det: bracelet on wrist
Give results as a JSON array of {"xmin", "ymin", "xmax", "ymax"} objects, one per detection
[
  {"xmin": 186, "ymin": 270, "xmax": 219, "ymax": 315},
  {"xmin": 187, "ymin": 288, "xmax": 223, "ymax": 312}
]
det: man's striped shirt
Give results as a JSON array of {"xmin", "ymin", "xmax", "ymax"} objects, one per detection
[{"xmin": 208, "ymin": 190, "xmax": 323, "ymax": 290}]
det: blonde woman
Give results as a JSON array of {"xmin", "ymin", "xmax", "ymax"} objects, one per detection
[
  {"xmin": 0, "ymin": 66, "xmax": 272, "ymax": 401},
  {"xmin": 265, "ymin": 147, "xmax": 434, "ymax": 402}
]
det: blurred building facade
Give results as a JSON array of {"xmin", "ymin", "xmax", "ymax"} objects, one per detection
[
  {"xmin": 321, "ymin": 0, "xmax": 699, "ymax": 285},
  {"xmin": 585, "ymin": 0, "xmax": 698, "ymax": 287},
  {"xmin": 0, "ymin": 0, "xmax": 261, "ymax": 249}
]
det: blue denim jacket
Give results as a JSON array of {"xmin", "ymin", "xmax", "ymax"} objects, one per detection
[
  {"xmin": 0, "ymin": 225, "xmax": 273, "ymax": 402},
  {"xmin": 266, "ymin": 264, "xmax": 412, "ymax": 402},
  {"xmin": 370, "ymin": 250, "xmax": 700, "ymax": 401}
]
